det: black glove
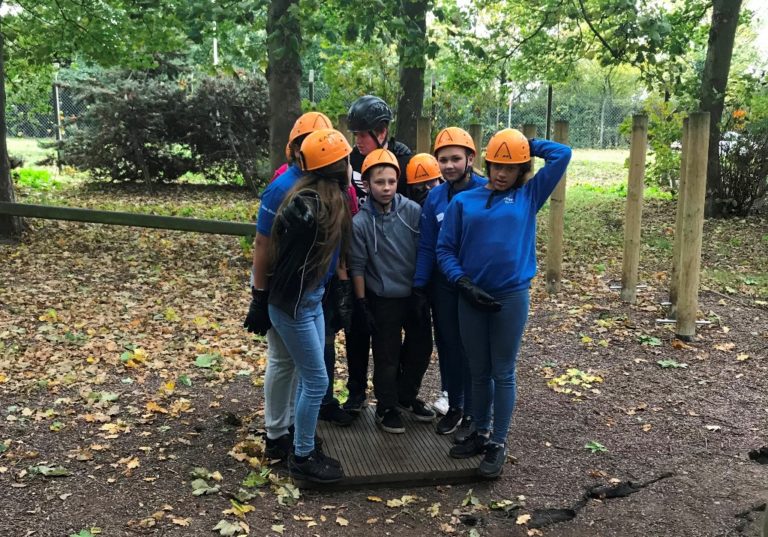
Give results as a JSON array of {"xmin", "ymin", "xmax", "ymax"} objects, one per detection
[
  {"xmin": 281, "ymin": 196, "xmax": 315, "ymax": 232},
  {"xmin": 331, "ymin": 279, "xmax": 354, "ymax": 333},
  {"xmin": 410, "ymin": 287, "xmax": 431, "ymax": 327},
  {"xmin": 244, "ymin": 288, "xmax": 271, "ymax": 335},
  {"xmin": 456, "ymin": 276, "xmax": 501, "ymax": 312},
  {"xmin": 354, "ymin": 297, "xmax": 378, "ymax": 336}
]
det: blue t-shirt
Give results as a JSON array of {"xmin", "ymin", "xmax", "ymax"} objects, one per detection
[
  {"xmin": 413, "ymin": 172, "xmax": 487, "ymax": 288},
  {"xmin": 436, "ymin": 139, "xmax": 572, "ymax": 294}
]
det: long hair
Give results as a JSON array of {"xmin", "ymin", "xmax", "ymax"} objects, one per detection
[{"xmin": 269, "ymin": 159, "xmax": 351, "ymax": 288}]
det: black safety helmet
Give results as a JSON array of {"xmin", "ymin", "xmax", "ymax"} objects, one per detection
[{"xmin": 347, "ymin": 95, "xmax": 393, "ymax": 133}]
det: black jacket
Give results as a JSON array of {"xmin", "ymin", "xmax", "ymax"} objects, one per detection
[{"xmin": 267, "ymin": 190, "xmax": 326, "ymax": 318}]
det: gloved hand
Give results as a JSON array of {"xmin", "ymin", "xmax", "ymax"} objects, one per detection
[
  {"xmin": 354, "ymin": 297, "xmax": 378, "ymax": 336},
  {"xmin": 456, "ymin": 276, "xmax": 501, "ymax": 312},
  {"xmin": 331, "ymin": 278, "xmax": 354, "ymax": 333},
  {"xmin": 410, "ymin": 287, "xmax": 431, "ymax": 327},
  {"xmin": 281, "ymin": 196, "xmax": 315, "ymax": 232},
  {"xmin": 244, "ymin": 288, "xmax": 271, "ymax": 335}
]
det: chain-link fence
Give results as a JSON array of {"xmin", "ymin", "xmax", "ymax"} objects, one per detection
[{"xmin": 6, "ymin": 86, "xmax": 88, "ymax": 139}]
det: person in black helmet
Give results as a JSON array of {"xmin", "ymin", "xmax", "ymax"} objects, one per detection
[
  {"xmin": 343, "ymin": 95, "xmax": 413, "ymax": 416},
  {"xmin": 347, "ymin": 95, "xmax": 412, "ymax": 208}
]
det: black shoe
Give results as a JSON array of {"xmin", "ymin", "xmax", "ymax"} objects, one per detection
[
  {"xmin": 398, "ymin": 399, "xmax": 436, "ymax": 422},
  {"xmin": 376, "ymin": 408, "xmax": 405, "ymax": 434},
  {"xmin": 449, "ymin": 431, "xmax": 489, "ymax": 459},
  {"xmin": 288, "ymin": 450, "xmax": 344, "ymax": 484},
  {"xmin": 319, "ymin": 403, "xmax": 355, "ymax": 426},
  {"xmin": 265, "ymin": 433, "xmax": 292, "ymax": 461},
  {"xmin": 436, "ymin": 407, "xmax": 463, "ymax": 435},
  {"xmin": 453, "ymin": 415, "xmax": 476, "ymax": 444},
  {"xmin": 478, "ymin": 442, "xmax": 506, "ymax": 478},
  {"xmin": 342, "ymin": 394, "xmax": 367, "ymax": 414}
]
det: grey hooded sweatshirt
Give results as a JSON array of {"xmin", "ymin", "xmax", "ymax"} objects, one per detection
[{"xmin": 349, "ymin": 193, "xmax": 421, "ymax": 299}]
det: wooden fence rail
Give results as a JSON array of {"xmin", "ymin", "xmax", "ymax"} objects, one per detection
[{"xmin": 0, "ymin": 202, "xmax": 255, "ymax": 236}]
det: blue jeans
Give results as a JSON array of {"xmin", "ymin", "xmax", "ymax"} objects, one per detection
[
  {"xmin": 458, "ymin": 288, "xmax": 529, "ymax": 445},
  {"xmin": 432, "ymin": 273, "xmax": 474, "ymax": 415},
  {"xmin": 269, "ymin": 286, "xmax": 328, "ymax": 457}
]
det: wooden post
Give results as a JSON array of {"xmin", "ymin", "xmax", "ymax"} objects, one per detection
[
  {"xmin": 546, "ymin": 121, "xmax": 569, "ymax": 294},
  {"xmin": 620, "ymin": 114, "xmax": 649, "ymax": 304},
  {"xmin": 416, "ymin": 117, "xmax": 432, "ymax": 154},
  {"xmin": 676, "ymin": 112, "xmax": 710, "ymax": 340},
  {"xmin": 337, "ymin": 114, "xmax": 353, "ymax": 145},
  {"xmin": 668, "ymin": 118, "xmax": 690, "ymax": 318},
  {"xmin": 468, "ymin": 123, "xmax": 483, "ymax": 168}
]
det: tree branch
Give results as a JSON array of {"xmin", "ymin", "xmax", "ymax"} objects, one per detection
[{"xmin": 576, "ymin": 0, "xmax": 623, "ymax": 61}]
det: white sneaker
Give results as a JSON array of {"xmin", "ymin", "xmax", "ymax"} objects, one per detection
[{"xmin": 431, "ymin": 391, "xmax": 449, "ymax": 416}]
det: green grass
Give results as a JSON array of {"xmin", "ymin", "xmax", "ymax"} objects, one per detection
[
  {"xmin": 7, "ymin": 137, "xmax": 55, "ymax": 166},
  {"xmin": 568, "ymin": 148, "xmax": 628, "ymax": 186},
  {"xmin": 704, "ymin": 269, "xmax": 768, "ymax": 298}
]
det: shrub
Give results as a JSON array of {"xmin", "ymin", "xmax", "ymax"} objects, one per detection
[
  {"xmin": 59, "ymin": 70, "xmax": 269, "ymax": 191},
  {"xmin": 716, "ymin": 117, "xmax": 768, "ymax": 216}
]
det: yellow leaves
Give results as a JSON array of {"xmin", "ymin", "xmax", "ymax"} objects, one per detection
[
  {"xmin": 335, "ymin": 516, "xmax": 349, "ymax": 526},
  {"xmin": 146, "ymin": 401, "xmax": 168, "ymax": 414},
  {"xmin": 270, "ymin": 524, "xmax": 284, "ymax": 534},
  {"xmin": 386, "ymin": 494, "xmax": 419, "ymax": 508},
  {"xmin": 516, "ymin": 513, "xmax": 532, "ymax": 525},
  {"xmin": 714, "ymin": 342, "xmax": 736, "ymax": 352},
  {"xmin": 427, "ymin": 502, "xmax": 441, "ymax": 517},
  {"xmin": 736, "ymin": 353, "xmax": 750, "ymax": 361},
  {"xmin": 439, "ymin": 522, "xmax": 456, "ymax": 533},
  {"xmin": 367, "ymin": 496, "xmax": 383, "ymax": 503},
  {"xmin": 121, "ymin": 348, "xmax": 148, "ymax": 368},
  {"xmin": 39, "ymin": 308, "xmax": 58, "ymax": 323},
  {"xmin": 163, "ymin": 307, "xmax": 180, "ymax": 322},
  {"xmin": 160, "ymin": 380, "xmax": 175, "ymax": 396},
  {"xmin": 547, "ymin": 368, "xmax": 603, "ymax": 399},
  {"xmin": 223, "ymin": 500, "xmax": 255, "ymax": 519},
  {"xmin": 171, "ymin": 517, "xmax": 190, "ymax": 527},
  {"xmin": 0, "ymin": 373, "xmax": 7, "ymax": 383},
  {"xmin": 642, "ymin": 423, "xmax": 653, "ymax": 432},
  {"xmin": 169, "ymin": 398, "xmax": 192, "ymax": 416}
]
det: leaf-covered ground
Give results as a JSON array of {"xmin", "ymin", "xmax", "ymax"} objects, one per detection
[{"xmin": 1, "ymin": 169, "xmax": 768, "ymax": 537}]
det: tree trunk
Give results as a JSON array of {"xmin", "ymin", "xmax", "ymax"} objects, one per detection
[
  {"xmin": 266, "ymin": 0, "xmax": 302, "ymax": 173},
  {"xmin": 395, "ymin": 0, "xmax": 427, "ymax": 150},
  {"xmin": 699, "ymin": 0, "xmax": 743, "ymax": 218},
  {"xmin": 0, "ymin": 26, "xmax": 24, "ymax": 241}
]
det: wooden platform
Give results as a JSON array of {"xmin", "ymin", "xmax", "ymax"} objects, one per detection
[{"xmin": 312, "ymin": 406, "xmax": 483, "ymax": 488}]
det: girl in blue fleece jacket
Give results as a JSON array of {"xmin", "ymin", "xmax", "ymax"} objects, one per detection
[{"xmin": 436, "ymin": 128, "xmax": 571, "ymax": 478}]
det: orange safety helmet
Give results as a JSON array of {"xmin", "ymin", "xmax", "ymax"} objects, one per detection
[
  {"xmin": 406, "ymin": 153, "xmax": 441, "ymax": 185},
  {"xmin": 299, "ymin": 128, "xmax": 352, "ymax": 171},
  {"xmin": 285, "ymin": 112, "xmax": 334, "ymax": 160},
  {"xmin": 433, "ymin": 127, "xmax": 476, "ymax": 156},
  {"xmin": 361, "ymin": 148, "xmax": 400, "ymax": 177},
  {"xmin": 485, "ymin": 128, "xmax": 530, "ymax": 164}
]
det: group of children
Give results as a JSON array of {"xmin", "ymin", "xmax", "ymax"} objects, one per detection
[{"xmin": 244, "ymin": 95, "xmax": 572, "ymax": 484}]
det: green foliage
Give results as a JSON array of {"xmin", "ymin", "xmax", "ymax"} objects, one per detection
[
  {"xmin": 717, "ymin": 116, "xmax": 768, "ymax": 216},
  {"xmin": 59, "ymin": 70, "xmax": 269, "ymax": 187},
  {"xmin": 12, "ymin": 169, "xmax": 58, "ymax": 191}
]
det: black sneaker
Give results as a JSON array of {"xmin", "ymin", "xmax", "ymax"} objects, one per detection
[
  {"xmin": 398, "ymin": 399, "xmax": 436, "ymax": 422},
  {"xmin": 453, "ymin": 415, "xmax": 476, "ymax": 444},
  {"xmin": 319, "ymin": 403, "xmax": 355, "ymax": 426},
  {"xmin": 376, "ymin": 408, "xmax": 405, "ymax": 434},
  {"xmin": 265, "ymin": 433, "xmax": 292, "ymax": 461},
  {"xmin": 288, "ymin": 450, "xmax": 344, "ymax": 484},
  {"xmin": 449, "ymin": 431, "xmax": 489, "ymax": 459},
  {"xmin": 342, "ymin": 394, "xmax": 367, "ymax": 414},
  {"xmin": 436, "ymin": 407, "xmax": 463, "ymax": 435},
  {"xmin": 478, "ymin": 442, "xmax": 506, "ymax": 478}
]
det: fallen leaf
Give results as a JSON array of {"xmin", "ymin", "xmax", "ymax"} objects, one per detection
[
  {"xmin": 336, "ymin": 516, "xmax": 349, "ymax": 526},
  {"xmin": 171, "ymin": 517, "xmax": 190, "ymax": 527},
  {"xmin": 516, "ymin": 513, "xmax": 532, "ymax": 525}
]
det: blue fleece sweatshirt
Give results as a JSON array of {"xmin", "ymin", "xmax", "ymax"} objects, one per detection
[
  {"xmin": 256, "ymin": 164, "xmax": 302, "ymax": 237},
  {"xmin": 413, "ymin": 172, "xmax": 487, "ymax": 288},
  {"xmin": 436, "ymin": 139, "xmax": 572, "ymax": 295}
]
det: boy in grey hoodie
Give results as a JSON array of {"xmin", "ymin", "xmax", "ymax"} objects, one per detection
[{"xmin": 348, "ymin": 149, "xmax": 435, "ymax": 434}]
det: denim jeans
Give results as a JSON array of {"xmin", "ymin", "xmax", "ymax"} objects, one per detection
[
  {"xmin": 458, "ymin": 288, "xmax": 529, "ymax": 445},
  {"xmin": 263, "ymin": 328, "xmax": 298, "ymax": 439},
  {"xmin": 269, "ymin": 286, "xmax": 328, "ymax": 457},
  {"xmin": 431, "ymin": 272, "xmax": 474, "ymax": 415},
  {"xmin": 321, "ymin": 298, "xmax": 339, "ymax": 408}
]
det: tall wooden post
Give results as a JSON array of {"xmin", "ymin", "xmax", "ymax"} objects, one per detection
[
  {"xmin": 669, "ymin": 118, "xmax": 690, "ymax": 318},
  {"xmin": 620, "ymin": 114, "xmax": 649, "ymax": 304},
  {"xmin": 337, "ymin": 115, "xmax": 353, "ymax": 145},
  {"xmin": 416, "ymin": 117, "xmax": 432, "ymax": 154},
  {"xmin": 546, "ymin": 121, "xmax": 569, "ymax": 294},
  {"xmin": 468, "ymin": 123, "xmax": 483, "ymax": 168},
  {"xmin": 676, "ymin": 112, "xmax": 710, "ymax": 340}
]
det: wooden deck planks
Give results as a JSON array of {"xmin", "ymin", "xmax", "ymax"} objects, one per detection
[{"xmin": 312, "ymin": 407, "xmax": 484, "ymax": 488}]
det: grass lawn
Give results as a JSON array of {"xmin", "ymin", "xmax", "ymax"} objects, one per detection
[{"xmin": 7, "ymin": 137, "xmax": 55, "ymax": 166}]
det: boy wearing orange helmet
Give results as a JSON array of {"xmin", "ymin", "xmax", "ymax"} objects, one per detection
[
  {"xmin": 405, "ymin": 153, "xmax": 442, "ymax": 206},
  {"xmin": 413, "ymin": 127, "xmax": 488, "ymax": 440},
  {"xmin": 436, "ymin": 129, "xmax": 571, "ymax": 478},
  {"xmin": 348, "ymin": 149, "xmax": 434, "ymax": 434}
]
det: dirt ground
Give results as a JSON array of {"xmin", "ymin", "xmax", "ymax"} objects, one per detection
[{"xmin": 1, "ymin": 189, "xmax": 767, "ymax": 537}]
